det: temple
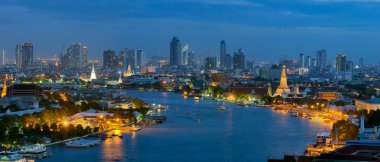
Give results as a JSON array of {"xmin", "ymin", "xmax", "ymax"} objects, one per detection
[
  {"xmin": 273, "ymin": 65, "xmax": 291, "ymax": 96},
  {"xmin": 90, "ymin": 64, "xmax": 97, "ymax": 81}
]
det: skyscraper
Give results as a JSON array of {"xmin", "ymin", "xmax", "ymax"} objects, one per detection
[
  {"xmin": 336, "ymin": 54, "xmax": 347, "ymax": 71},
  {"xmin": 170, "ymin": 37, "xmax": 181, "ymax": 66},
  {"xmin": 15, "ymin": 43, "xmax": 33, "ymax": 69},
  {"xmin": 359, "ymin": 57, "xmax": 364, "ymax": 68},
  {"xmin": 305, "ymin": 56, "xmax": 311, "ymax": 67},
  {"xmin": 61, "ymin": 43, "xmax": 87, "ymax": 70},
  {"xmin": 125, "ymin": 48, "xmax": 136, "ymax": 69},
  {"xmin": 233, "ymin": 48, "xmax": 245, "ymax": 70},
  {"xmin": 220, "ymin": 40, "xmax": 227, "ymax": 69},
  {"xmin": 136, "ymin": 49, "xmax": 145, "ymax": 68},
  {"xmin": 103, "ymin": 49, "xmax": 117, "ymax": 70},
  {"xmin": 1, "ymin": 50, "xmax": 5, "ymax": 66},
  {"xmin": 316, "ymin": 49, "xmax": 327, "ymax": 69},
  {"xmin": 182, "ymin": 44, "xmax": 189, "ymax": 65},
  {"xmin": 299, "ymin": 53, "xmax": 305, "ymax": 68},
  {"xmin": 188, "ymin": 51, "xmax": 195, "ymax": 66},
  {"xmin": 205, "ymin": 56, "xmax": 217, "ymax": 72}
]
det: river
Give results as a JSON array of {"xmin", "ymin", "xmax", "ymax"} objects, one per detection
[{"xmin": 41, "ymin": 90, "xmax": 331, "ymax": 162}]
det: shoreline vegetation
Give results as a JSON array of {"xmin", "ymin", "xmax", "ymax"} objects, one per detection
[{"xmin": 0, "ymin": 89, "xmax": 159, "ymax": 153}]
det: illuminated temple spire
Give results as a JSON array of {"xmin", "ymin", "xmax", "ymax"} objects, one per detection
[
  {"xmin": 1, "ymin": 78, "xmax": 7, "ymax": 97},
  {"xmin": 124, "ymin": 64, "xmax": 132, "ymax": 77},
  {"xmin": 90, "ymin": 64, "xmax": 97, "ymax": 81},
  {"xmin": 118, "ymin": 71, "xmax": 122, "ymax": 84},
  {"xmin": 273, "ymin": 65, "xmax": 291, "ymax": 96}
]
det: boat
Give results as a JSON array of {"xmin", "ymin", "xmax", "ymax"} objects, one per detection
[
  {"xmin": 65, "ymin": 139, "xmax": 100, "ymax": 148},
  {"xmin": 217, "ymin": 106, "xmax": 225, "ymax": 111},
  {"xmin": 289, "ymin": 110, "xmax": 299, "ymax": 117},
  {"xmin": 0, "ymin": 152, "xmax": 26, "ymax": 162},
  {"xmin": 18, "ymin": 144, "xmax": 47, "ymax": 159},
  {"xmin": 194, "ymin": 96, "xmax": 200, "ymax": 101}
]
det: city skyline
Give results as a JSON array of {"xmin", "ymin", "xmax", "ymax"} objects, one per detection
[{"xmin": 1, "ymin": 1, "xmax": 380, "ymax": 64}]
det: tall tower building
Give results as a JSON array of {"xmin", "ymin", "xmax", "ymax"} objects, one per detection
[
  {"xmin": 15, "ymin": 43, "xmax": 33, "ymax": 69},
  {"xmin": 336, "ymin": 54, "xmax": 347, "ymax": 71},
  {"xmin": 359, "ymin": 57, "xmax": 364, "ymax": 68},
  {"xmin": 136, "ymin": 49, "xmax": 145, "ymax": 68},
  {"xmin": 299, "ymin": 53, "xmax": 305, "ymax": 68},
  {"xmin": 316, "ymin": 49, "xmax": 327, "ymax": 69},
  {"xmin": 220, "ymin": 40, "xmax": 227, "ymax": 69},
  {"xmin": 170, "ymin": 37, "xmax": 181, "ymax": 66},
  {"xmin": 182, "ymin": 44, "xmax": 189, "ymax": 65},
  {"xmin": 125, "ymin": 48, "xmax": 136, "ymax": 69},
  {"xmin": 103, "ymin": 49, "xmax": 117, "ymax": 70},
  {"xmin": 205, "ymin": 56, "xmax": 217, "ymax": 72},
  {"xmin": 305, "ymin": 56, "xmax": 311, "ymax": 67},
  {"xmin": 61, "ymin": 43, "xmax": 87, "ymax": 70},
  {"xmin": 233, "ymin": 48, "xmax": 245, "ymax": 70}
]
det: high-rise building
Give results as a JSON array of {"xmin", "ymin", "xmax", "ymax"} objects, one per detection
[
  {"xmin": 170, "ymin": 37, "xmax": 181, "ymax": 66},
  {"xmin": 336, "ymin": 54, "xmax": 347, "ymax": 71},
  {"xmin": 61, "ymin": 43, "xmax": 87, "ymax": 70},
  {"xmin": 311, "ymin": 58, "xmax": 317, "ymax": 67},
  {"xmin": 305, "ymin": 56, "xmax": 311, "ymax": 67},
  {"xmin": 103, "ymin": 49, "xmax": 118, "ymax": 69},
  {"xmin": 226, "ymin": 53, "xmax": 232, "ymax": 69},
  {"xmin": 118, "ymin": 51, "xmax": 126, "ymax": 69},
  {"xmin": 316, "ymin": 49, "xmax": 327, "ymax": 69},
  {"xmin": 136, "ymin": 49, "xmax": 145, "ymax": 68},
  {"xmin": 299, "ymin": 53, "xmax": 305, "ymax": 68},
  {"xmin": 15, "ymin": 43, "xmax": 33, "ymax": 69},
  {"xmin": 125, "ymin": 48, "xmax": 136, "ymax": 69},
  {"xmin": 359, "ymin": 57, "xmax": 364, "ymax": 68},
  {"xmin": 205, "ymin": 56, "xmax": 217, "ymax": 72},
  {"xmin": 188, "ymin": 51, "xmax": 195, "ymax": 66},
  {"xmin": 233, "ymin": 48, "xmax": 245, "ymax": 70},
  {"xmin": 220, "ymin": 40, "xmax": 227, "ymax": 69},
  {"xmin": 182, "ymin": 44, "xmax": 189, "ymax": 65}
]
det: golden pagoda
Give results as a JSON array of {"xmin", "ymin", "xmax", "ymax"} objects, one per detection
[
  {"xmin": 273, "ymin": 65, "xmax": 291, "ymax": 96},
  {"xmin": 1, "ymin": 79, "xmax": 7, "ymax": 97},
  {"xmin": 124, "ymin": 64, "xmax": 132, "ymax": 77}
]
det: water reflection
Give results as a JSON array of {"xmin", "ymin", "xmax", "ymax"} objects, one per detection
[{"xmin": 102, "ymin": 137, "xmax": 124, "ymax": 161}]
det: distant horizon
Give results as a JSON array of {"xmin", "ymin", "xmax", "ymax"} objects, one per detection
[{"xmin": 1, "ymin": 0, "xmax": 380, "ymax": 64}]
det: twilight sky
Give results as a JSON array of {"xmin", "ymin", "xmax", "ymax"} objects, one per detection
[{"xmin": 1, "ymin": 0, "xmax": 380, "ymax": 64}]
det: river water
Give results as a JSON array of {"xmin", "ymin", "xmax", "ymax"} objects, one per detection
[{"xmin": 42, "ymin": 90, "xmax": 331, "ymax": 162}]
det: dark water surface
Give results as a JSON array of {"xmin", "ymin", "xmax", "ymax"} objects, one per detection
[{"xmin": 42, "ymin": 90, "xmax": 330, "ymax": 162}]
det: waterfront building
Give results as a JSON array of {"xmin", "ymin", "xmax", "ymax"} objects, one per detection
[
  {"xmin": 210, "ymin": 73, "xmax": 230, "ymax": 87},
  {"xmin": 15, "ymin": 43, "xmax": 33, "ymax": 69},
  {"xmin": 316, "ymin": 92, "xmax": 340, "ymax": 101},
  {"xmin": 355, "ymin": 98, "xmax": 380, "ymax": 111},
  {"xmin": 273, "ymin": 65, "xmax": 291, "ymax": 96},
  {"xmin": 220, "ymin": 40, "xmax": 227, "ymax": 69},
  {"xmin": 170, "ymin": 37, "xmax": 181, "ymax": 66}
]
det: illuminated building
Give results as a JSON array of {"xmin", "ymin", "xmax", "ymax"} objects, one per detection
[
  {"xmin": 61, "ymin": 43, "xmax": 87, "ymax": 70},
  {"xmin": 15, "ymin": 43, "xmax": 33, "ymax": 69},
  {"xmin": 90, "ymin": 64, "xmax": 97, "ymax": 81},
  {"xmin": 273, "ymin": 65, "xmax": 291, "ymax": 96},
  {"xmin": 103, "ymin": 49, "xmax": 118, "ymax": 70},
  {"xmin": 1, "ymin": 79, "xmax": 7, "ymax": 97}
]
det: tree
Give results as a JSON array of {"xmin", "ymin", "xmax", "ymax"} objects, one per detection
[
  {"xmin": 331, "ymin": 120, "xmax": 359, "ymax": 141},
  {"xmin": 132, "ymin": 99, "xmax": 144, "ymax": 109},
  {"xmin": 39, "ymin": 99, "xmax": 51, "ymax": 108},
  {"xmin": 42, "ymin": 124, "xmax": 51, "ymax": 134},
  {"xmin": 367, "ymin": 110, "xmax": 380, "ymax": 127},
  {"xmin": 76, "ymin": 124, "xmax": 85, "ymax": 136},
  {"xmin": 50, "ymin": 123, "xmax": 58, "ymax": 131}
]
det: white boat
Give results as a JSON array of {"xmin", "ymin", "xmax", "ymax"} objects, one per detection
[
  {"xmin": 194, "ymin": 96, "xmax": 200, "ymax": 101},
  {"xmin": 18, "ymin": 144, "xmax": 46, "ymax": 154},
  {"xmin": 217, "ymin": 106, "xmax": 225, "ymax": 111},
  {"xmin": 65, "ymin": 139, "xmax": 100, "ymax": 148}
]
